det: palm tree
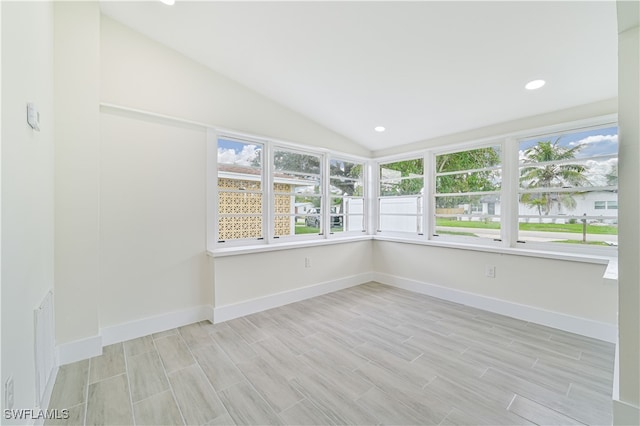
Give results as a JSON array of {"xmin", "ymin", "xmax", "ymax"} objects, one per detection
[{"xmin": 520, "ymin": 139, "xmax": 590, "ymax": 215}]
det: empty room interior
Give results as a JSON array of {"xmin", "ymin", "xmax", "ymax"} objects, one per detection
[{"xmin": 1, "ymin": 1, "xmax": 639, "ymax": 425}]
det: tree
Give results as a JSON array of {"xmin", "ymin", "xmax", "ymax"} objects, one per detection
[
  {"xmin": 272, "ymin": 150, "xmax": 320, "ymax": 175},
  {"xmin": 520, "ymin": 139, "xmax": 590, "ymax": 215},
  {"xmin": 330, "ymin": 161, "xmax": 363, "ymax": 197},
  {"xmin": 379, "ymin": 158, "xmax": 424, "ymax": 195},
  {"xmin": 435, "ymin": 147, "xmax": 501, "ymax": 208}
]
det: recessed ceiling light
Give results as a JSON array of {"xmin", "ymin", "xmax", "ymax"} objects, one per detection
[
  {"xmin": 160, "ymin": 0, "xmax": 175, "ymax": 5},
  {"xmin": 525, "ymin": 79, "xmax": 545, "ymax": 90},
  {"xmin": 374, "ymin": 126, "xmax": 386, "ymax": 132}
]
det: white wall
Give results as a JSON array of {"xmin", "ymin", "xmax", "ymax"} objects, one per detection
[
  {"xmin": 373, "ymin": 241, "xmax": 616, "ymax": 327},
  {"xmin": 1, "ymin": 0, "xmax": 55, "ymax": 416},
  {"xmin": 99, "ymin": 112, "xmax": 211, "ymax": 327},
  {"xmin": 100, "ymin": 17, "xmax": 369, "ymax": 158},
  {"xmin": 54, "ymin": 2, "xmax": 101, "ymax": 346},
  {"xmin": 93, "ymin": 16, "xmax": 371, "ymax": 335},
  {"xmin": 214, "ymin": 241, "xmax": 373, "ymax": 308},
  {"xmin": 615, "ymin": 1, "xmax": 640, "ymax": 423}
]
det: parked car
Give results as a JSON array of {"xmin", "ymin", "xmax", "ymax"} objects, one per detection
[{"xmin": 305, "ymin": 208, "xmax": 343, "ymax": 228}]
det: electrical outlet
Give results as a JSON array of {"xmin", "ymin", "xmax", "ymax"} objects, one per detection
[
  {"xmin": 305, "ymin": 257, "xmax": 312, "ymax": 268},
  {"xmin": 5, "ymin": 376, "xmax": 14, "ymax": 409},
  {"xmin": 485, "ymin": 265, "xmax": 496, "ymax": 278}
]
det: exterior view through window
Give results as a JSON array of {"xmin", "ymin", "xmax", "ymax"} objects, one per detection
[
  {"xmin": 273, "ymin": 148, "xmax": 323, "ymax": 237},
  {"xmin": 434, "ymin": 145, "xmax": 502, "ymax": 241},
  {"xmin": 378, "ymin": 158, "xmax": 424, "ymax": 234},
  {"xmin": 518, "ymin": 125, "xmax": 618, "ymax": 246},
  {"xmin": 213, "ymin": 121, "xmax": 617, "ymax": 252},
  {"xmin": 217, "ymin": 137, "xmax": 264, "ymax": 242},
  {"xmin": 329, "ymin": 158, "xmax": 365, "ymax": 233}
]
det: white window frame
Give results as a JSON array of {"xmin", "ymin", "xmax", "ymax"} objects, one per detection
[
  {"xmin": 430, "ymin": 141, "xmax": 504, "ymax": 247},
  {"xmin": 270, "ymin": 144, "xmax": 325, "ymax": 243},
  {"xmin": 373, "ymin": 114, "xmax": 618, "ymax": 256},
  {"xmin": 209, "ymin": 130, "xmax": 268, "ymax": 248},
  {"xmin": 208, "ymin": 115, "xmax": 616, "ymax": 257},
  {"xmin": 327, "ymin": 155, "xmax": 368, "ymax": 238},
  {"xmin": 207, "ymin": 128, "xmax": 371, "ymax": 253},
  {"xmin": 514, "ymin": 121, "xmax": 618, "ymax": 254},
  {"xmin": 376, "ymin": 153, "xmax": 427, "ymax": 238}
]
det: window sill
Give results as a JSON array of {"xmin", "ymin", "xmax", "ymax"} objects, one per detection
[
  {"xmin": 603, "ymin": 257, "xmax": 618, "ymax": 283},
  {"xmin": 207, "ymin": 234, "xmax": 617, "ymax": 278},
  {"xmin": 373, "ymin": 235, "xmax": 616, "ymax": 266},
  {"xmin": 207, "ymin": 235, "xmax": 372, "ymax": 257}
]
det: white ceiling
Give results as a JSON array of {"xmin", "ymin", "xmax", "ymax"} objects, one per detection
[{"xmin": 99, "ymin": 1, "xmax": 618, "ymax": 152}]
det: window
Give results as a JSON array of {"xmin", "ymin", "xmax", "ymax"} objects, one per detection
[
  {"xmin": 210, "ymin": 129, "xmax": 370, "ymax": 250},
  {"xmin": 595, "ymin": 200, "xmax": 617, "ymax": 210},
  {"xmin": 434, "ymin": 145, "xmax": 502, "ymax": 242},
  {"xmin": 272, "ymin": 148, "xmax": 323, "ymax": 238},
  {"xmin": 330, "ymin": 158, "xmax": 365, "ymax": 234},
  {"xmin": 378, "ymin": 158, "xmax": 424, "ymax": 234},
  {"xmin": 216, "ymin": 137, "xmax": 264, "ymax": 242},
  {"xmin": 518, "ymin": 125, "xmax": 618, "ymax": 247},
  {"xmin": 373, "ymin": 117, "xmax": 617, "ymax": 254},
  {"xmin": 211, "ymin": 117, "xmax": 618, "ymax": 255}
]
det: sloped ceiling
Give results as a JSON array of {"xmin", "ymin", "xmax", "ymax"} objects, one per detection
[{"xmin": 100, "ymin": 1, "xmax": 618, "ymax": 151}]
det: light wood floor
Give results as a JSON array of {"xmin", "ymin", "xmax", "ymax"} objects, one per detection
[{"xmin": 46, "ymin": 282, "xmax": 615, "ymax": 425}]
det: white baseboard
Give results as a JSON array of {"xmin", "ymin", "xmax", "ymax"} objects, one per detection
[
  {"xmin": 56, "ymin": 335, "xmax": 102, "ymax": 366},
  {"xmin": 56, "ymin": 305, "xmax": 213, "ymax": 366},
  {"xmin": 613, "ymin": 399, "xmax": 640, "ymax": 426},
  {"xmin": 60, "ymin": 273, "xmax": 371, "ymax": 362},
  {"xmin": 101, "ymin": 305, "xmax": 214, "ymax": 346},
  {"xmin": 373, "ymin": 272, "xmax": 617, "ymax": 343},
  {"xmin": 213, "ymin": 272, "xmax": 374, "ymax": 323}
]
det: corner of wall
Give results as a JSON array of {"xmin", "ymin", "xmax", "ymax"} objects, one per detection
[{"xmin": 53, "ymin": 0, "xmax": 101, "ymax": 347}]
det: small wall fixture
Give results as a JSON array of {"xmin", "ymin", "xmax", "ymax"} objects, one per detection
[
  {"xmin": 27, "ymin": 102, "xmax": 40, "ymax": 131},
  {"xmin": 374, "ymin": 126, "xmax": 386, "ymax": 132},
  {"xmin": 525, "ymin": 79, "xmax": 545, "ymax": 90}
]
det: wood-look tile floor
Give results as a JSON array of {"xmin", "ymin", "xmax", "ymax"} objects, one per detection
[{"xmin": 46, "ymin": 282, "xmax": 615, "ymax": 425}]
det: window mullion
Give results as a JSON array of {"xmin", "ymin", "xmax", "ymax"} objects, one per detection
[
  {"xmin": 502, "ymin": 137, "xmax": 519, "ymax": 247},
  {"xmin": 322, "ymin": 153, "xmax": 329, "ymax": 238},
  {"xmin": 424, "ymin": 151, "xmax": 434, "ymax": 240},
  {"xmin": 368, "ymin": 160, "xmax": 377, "ymax": 235},
  {"xmin": 266, "ymin": 142, "xmax": 275, "ymax": 243}
]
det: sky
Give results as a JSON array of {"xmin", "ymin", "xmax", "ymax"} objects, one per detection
[
  {"xmin": 519, "ymin": 126, "xmax": 618, "ymax": 159},
  {"xmin": 218, "ymin": 138, "xmax": 261, "ymax": 166}
]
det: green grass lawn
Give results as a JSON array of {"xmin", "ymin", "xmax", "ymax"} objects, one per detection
[
  {"xmin": 295, "ymin": 224, "xmax": 345, "ymax": 234},
  {"xmin": 295, "ymin": 224, "xmax": 320, "ymax": 234},
  {"xmin": 436, "ymin": 218, "xmax": 617, "ymax": 235}
]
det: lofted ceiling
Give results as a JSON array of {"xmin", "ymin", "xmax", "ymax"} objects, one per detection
[{"xmin": 99, "ymin": 1, "xmax": 618, "ymax": 152}]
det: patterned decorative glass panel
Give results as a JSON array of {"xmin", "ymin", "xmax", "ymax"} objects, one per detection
[{"xmin": 217, "ymin": 137, "xmax": 264, "ymax": 241}]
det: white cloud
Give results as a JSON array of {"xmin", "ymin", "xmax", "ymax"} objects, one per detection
[
  {"xmin": 569, "ymin": 134, "xmax": 618, "ymax": 147},
  {"xmin": 218, "ymin": 144, "xmax": 260, "ymax": 166},
  {"xmin": 584, "ymin": 158, "xmax": 617, "ymax": 186}
]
